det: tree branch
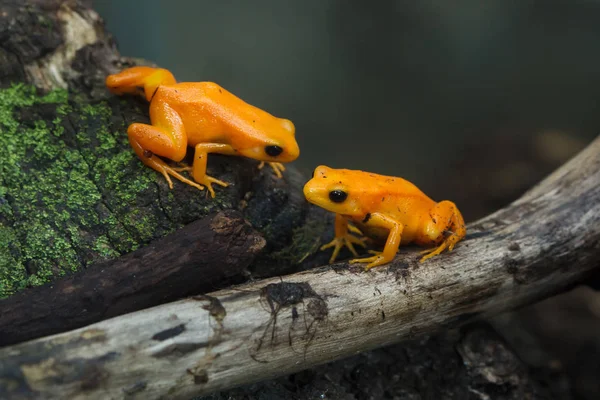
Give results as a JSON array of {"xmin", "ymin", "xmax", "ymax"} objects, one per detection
[
  {"xmin": 1, "ymin": 132, "xmax": 598, "ymax": 399},
  {"xmin": 0, "ymin": 211, "xmax": 265, "ymax": 347}
]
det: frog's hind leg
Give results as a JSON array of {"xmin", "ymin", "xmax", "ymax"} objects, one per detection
[
  {"xmin": 420, "ymin": 201, "xmax": 466, "ymax": 262},
  {"xmin": 106, "ymin": 66, "xmax": 177, "ymax": 101},
  {"xmin": 128, "ymin": 98, "xmax": 204, "ymax": 191}
]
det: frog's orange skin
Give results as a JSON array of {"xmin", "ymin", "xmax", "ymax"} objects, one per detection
[
  {"xmin": 303, "ymin": 166, "xmax": 466, "ymax": 270},
  {"xmin": 105, "ymin": 67, "xmax": 299, "ymax": 197}
]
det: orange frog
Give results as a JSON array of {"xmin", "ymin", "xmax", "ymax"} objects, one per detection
[
  {"xmin": 303, "ymin": 166, "xmax": 466, "ymax": 269},
  {"xmin": 106, "ymin": 67, "xmax": 299, "ymax": 197}
]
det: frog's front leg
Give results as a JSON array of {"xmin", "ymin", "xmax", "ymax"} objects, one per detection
[
  {"xmin": 349, "ymin": 213, "xmax": 404, "ymax": 270},
  {"xmin": 257, "ymin": 161, "xmax": 286, "ymax": 178},
  {"xmin": 128, "ymin": 99, "xmax": 205, "ymax": 192},
  {"xmin": 419, "ymin": 200, "xmax": 466, "ymax": 262},
  {"xmin": 189, "ymin": 143, "xmax": 237, "ymax": 198},
  {"xmin": 321, "ymin": 214, "xmax": 367, "ymax": 263}
]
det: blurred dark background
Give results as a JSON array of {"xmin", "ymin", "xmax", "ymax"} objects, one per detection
[
  {"xmin": 95, "ymin": 1, "xmax": 600, "ymax": 398},
  {"xmin": 95, "ymin": 0, "xmax": 599, "ymax": 221}
]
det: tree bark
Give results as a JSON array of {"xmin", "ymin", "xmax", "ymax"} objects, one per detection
[
  {"xmin": 1, "ymin": 131, "xmax": 598, "ymax": 399},
  {"xmin": 0, "ymin": 0, "xmax": 331, "ymax": 302}
]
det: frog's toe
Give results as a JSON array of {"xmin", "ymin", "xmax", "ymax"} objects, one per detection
[
  {"xmin": 419, "ymin": 247, "xmax": 436, "ymax": 255},
  {"xmin": 344, "ymin": 239, "xmax": 360, "ymax": 257},
  {"xmin": 348, "ymin": 234, "xmax": 368, "ymax": 248},
  {"xmin": 162, "ymin": 166, "xmax": 205, "ymax": 191},
  {"xmin": 419, "ymin": 243, "xmax": 449, "ymax": 262},
  {"xmin": 347, "ymin": 224, "xmax": 363, "ymax": 236},
  {"xmin": 320, "ymin": 238, "xmax": 338, "ymax": 251},
  {"xmin": 195, "ymin": 175, "xmax": 229, "ymax": 198},
  {"xmin": 172, "ymin": 166, "xmax": 192, "ymax": 172},
  {"xmin": 268, "ymin": 162, "xmax": 285, "ymax": 178},
  {"xmin": 349, "ymin": 254, "xmax": 386, "ymax": 270}
]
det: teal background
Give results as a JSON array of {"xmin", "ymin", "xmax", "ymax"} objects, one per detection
[{"xmin": 95, "ymin": 0, "xmax": 600, "ymax": 193}]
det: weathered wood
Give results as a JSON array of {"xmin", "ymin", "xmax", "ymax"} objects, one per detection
[
  {"xmin": 1, "ymin": 134, "xmax": 598, "ymax": 399},
  {"xmin": 0, "ymin": 211, "xmax": 265, "ymax": 347}
]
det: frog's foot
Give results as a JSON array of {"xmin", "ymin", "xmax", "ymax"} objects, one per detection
[
  {"xmin": 419, "ymin": 234, "xmax": 460, "ymax": 262},
  {"xmin": 159, "ymin": 165, "xmax": 205, "ymax": 191},
  {"xmin": 258, "ymin": 161, "xmax": 286, "ymax": 178},
  {"xmin": 171, "ymin": 163, "xmax": 192, "ymax": 172},
  {"xmin": 195, "ymin": 174, "xmax": 229, "ymax": 198},
  {"xmin": 349, "ymin": 250, "xmax": 390, "ymax": 271},
  {"xmin": 321, "ymin": 234, "xmax": 367, "ymax": 264},
  {"xmin": 168, "ymin": 165, "xmax": 226, "ymax": 196},
  {"xmin": 137, "ymin": 152, "xmax": 205, "ymax": 191}
]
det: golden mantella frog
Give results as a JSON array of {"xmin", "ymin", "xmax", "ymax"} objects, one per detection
[
  {"xmin": 303, "ymin": 166, "xmax": 467, "ymax": 269},
  {"xmin": 106, "ymin": 67, "xmax": 299, "ymax": 197}
]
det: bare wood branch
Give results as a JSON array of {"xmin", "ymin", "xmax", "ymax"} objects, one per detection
[
  {"xmin": 1, "ymin": 133, "xmax": 598, "ymax": 398},
  {"xmin": 0, "ymin": 211, "xmax": 265, "ymax": 347}
]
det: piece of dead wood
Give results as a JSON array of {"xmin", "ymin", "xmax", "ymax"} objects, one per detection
[
  {"xmin": 0, "ymin": 211, "xmax": 265, "ymax": 347},
  {"xmin": 1, "ymin": 132, "xmax": 598, "ymax": 399}
]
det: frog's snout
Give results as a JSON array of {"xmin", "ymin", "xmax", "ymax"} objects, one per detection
[
  {"xmin": 303, "ymin": 180, "xmax": 317, "ymax": 202},
  {"xmin": 286, "ymin": 138, "xmax": 300, "ymax": 161}
]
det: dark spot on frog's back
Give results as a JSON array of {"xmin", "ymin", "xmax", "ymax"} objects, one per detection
[{"xmin": 363, "ymin": 213, "xmax": 371, "ymax": 223}]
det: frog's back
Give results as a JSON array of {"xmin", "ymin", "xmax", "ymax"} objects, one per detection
[
  {"xmin": 339, "ymin": 169, "xmax": 430, "ymax": 199},
  {"xmin": 346, "ymin": 170, "xmax": 435, "ymax": 243},
  {"xmin": 159, "ymin": 82, "xmax": 228, "ymax": 106}
]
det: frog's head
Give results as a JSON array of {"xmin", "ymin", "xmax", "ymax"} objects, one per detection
[
  {"xmin": 236, "ymin": 117, "xmax": 300, "ymax": 163},
  {"xmin": 303, "ymin": 165, "xmax": 365, "ymax": 218}
]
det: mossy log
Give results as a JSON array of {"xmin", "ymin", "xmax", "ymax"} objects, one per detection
[
  {"xmin": 0, "ymin": 211, "xmax": 266, "ymax": 346},
  {"xmin": 0, "ymin": 1, "xmax": 331, "ymax": 303}
]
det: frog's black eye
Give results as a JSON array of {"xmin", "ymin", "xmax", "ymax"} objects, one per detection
[
  {"xmin": 265, "ymin": 145, "xmax": 283, "ymax": 157},
  {"xmin": 329, "ymin": 190, "xmax": 347, "ymax": 203}
]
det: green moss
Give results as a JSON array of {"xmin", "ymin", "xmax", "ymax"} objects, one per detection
[
  {"xmin": 1, "ymin": 82, "xmax": 297, "ymax": 299},
  {"xmin": 268, "ymin": 217, "xmax": 327, "ymax": 264},
  {"xmin": 0, "ymin": 225, "xmax": 27, "ymax": 298},
  {"xmin": 93, "ymin": 235, "xmax": 120, "ymax": 259},
  {"xmin": 0, "ymin": 84, "xmax": 175, "ymax": 297}
]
